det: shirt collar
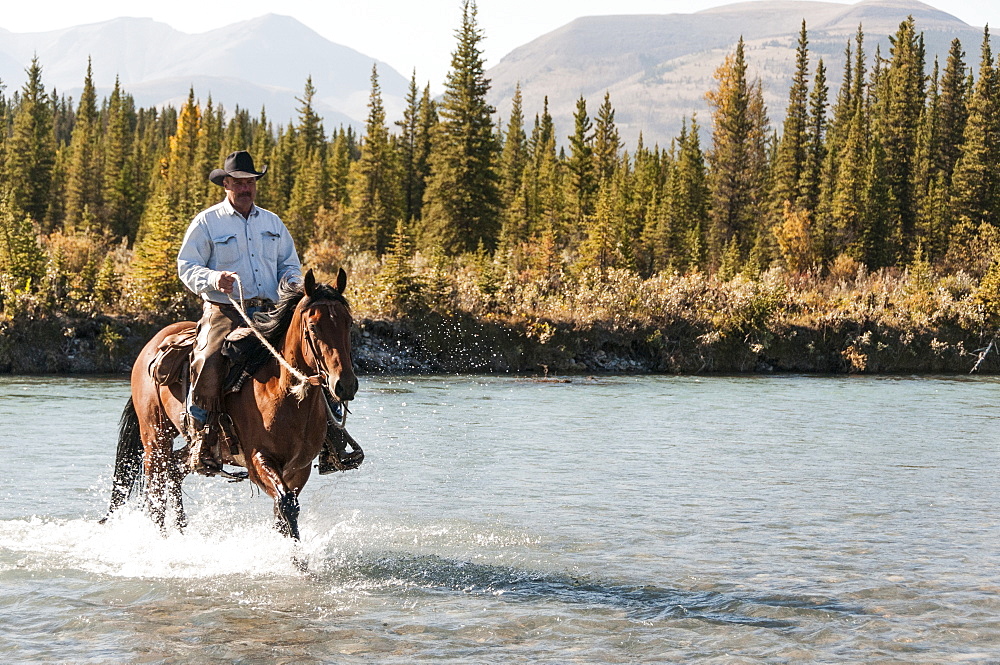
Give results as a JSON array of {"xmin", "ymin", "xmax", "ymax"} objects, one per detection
[{"xmin": 220, "ymin": 197, "xmax": 258, "ymax": 219}]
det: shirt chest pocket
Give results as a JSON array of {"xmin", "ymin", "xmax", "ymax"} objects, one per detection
[
  {"xmin": 212, "ymin": 233, "xmax": 239, "ymax": 266},
  {"xmin": 260, "ymin": 230, "xmax": 281, "ymax": 262}
]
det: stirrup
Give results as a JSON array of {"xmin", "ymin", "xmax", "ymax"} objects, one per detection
[
  {"xmin": 188, "ymin": 424, "xmax": 223, "ymax": 477},
  {"xmin": 218, "ymin": 468, "xmax": 248, "ymax": 482},
  {"xmin": 317, "ymin": 427, "xmax": 364, "ymax": 474}
]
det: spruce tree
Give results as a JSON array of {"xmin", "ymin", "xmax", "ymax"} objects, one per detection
[
  {"xmin": 163, "ymin": 88, "xmax": 202, "ymax": 219},
  {"xmin": 64, "ymin": 58, "xmax": 102, "ymax": 233},
  {"xmin": 566, "ymin": 95, "xmax": 596, "ymax": 233},
  {"xmin": 250, "ymin": 108, "xmax": 275, "ymax": 210},
  {"xmin": 593, "ymin": 92, "xmax": 622, "ymax": 183},
  {"xmin": 128, "ymin": 190, "xmax": 187, "ymax": 309},
  {"xmin": 0, "ymin": 198, "xmax": 46, "ymax": 291},
  {"xmin": 378, "ymin": 220, "xmax": 422, "ymax": 314},
  {"xmin": 285, "ymin": 77, "xmax": 329, "ymax": 246},
  {"xmin": 396, "ymin": 72, "xmax": 423, "ymax": 222},
  {"xmin": 420, "ymin": 0, "xmax": 501, "ymax": 255},
  {"xmin": 101, "ymin": 78, "xmax": 141, "ymax": 240},
  {"xmin": 870, "ymin": 16, "xmax": 924, "ymax": 260},
  {"xmin": 798, "ymin": 57, "xmax": 828, "ymax": 217},
  {"xmin": 935, "ymin": 39, "xmax": 969, "ymax": 182},
  {"xmin": 952, "ymin": 27, "xmax": 1000, "ymax": 229},
  {"xmin": 346, "ymin": 64, "xmax": 399, "ymax": 254},
  {"xmin": 6, "ymin": 56, "xmax": 56, "ymax": 227},
  {"xmin": 671, "ymin": 117, "xmax": 710, "ymax": 271},
  {"xmin": 498, "ymin": 83, "xmax": 528, "ymax": 250},
  {"xmin": 706, "ymin": 38, "xmax": 771, "ymax": 268},
  {"xmin": 413, "ymin": 85, "xmax": 437, "ymax": 219},
  {"xmin": 771, "ymin": 21, "xmax": 810, "ymax": 219}
]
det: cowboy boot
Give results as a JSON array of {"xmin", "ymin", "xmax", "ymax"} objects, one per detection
[
  {"xmin": 317, "ymin": 427, "xmax": 364, "ymax": 474},
  {"xmin": 188, "ymin": 413, "xmax": 223, "ymax": 476}
]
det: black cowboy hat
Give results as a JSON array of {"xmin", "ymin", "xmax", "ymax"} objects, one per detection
[{"xmin": 209, "ymin": 150, "xmax": 268, "ymax": 186}]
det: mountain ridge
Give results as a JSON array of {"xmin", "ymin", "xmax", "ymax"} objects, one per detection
[
  {"xmin": 485, "ymin": 0, "xmax": 989, "ymax": 146},
  {"xmin": 0, "ymin": 14, "xmax": 408, "ymax": 129},
  {"xmin": 0, "ymin": 1, "xmax": 991, "ymax": 146}
]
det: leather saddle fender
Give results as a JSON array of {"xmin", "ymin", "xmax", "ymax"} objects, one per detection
[{"xmin": 148, "ymin": 327, "xmax": 197, "ymax": 386}]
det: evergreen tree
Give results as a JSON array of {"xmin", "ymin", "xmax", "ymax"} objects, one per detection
[
  {"xmin": 224, "ymin": 106, "xmax": 253, "ymax": 152},
  {"xmin": 128, "ymin": 190, "xmax": 187, "ymax": 309},
  {"xmin": 0, "ymin": 198, "xmax": 46, "ymax": 291},
  {"xmin": 870, "ymin": 16, "xmax": 924, "ymax": 260},
  {"xmin": 532, "ymin": 98, "xmax": 566, "ymax": 241},
  {"xmin": 593, "ymin": 92, "xmax": 622, "ymax": 183},
  {"xmin": 706, "ymin": 38, "xmax": 771, "ymax": 267},
  {"xmin": 162, "ymin": 88, "xmax": 203, "ymax": 218},
  {"xmin": 421, "ymin": 0, "xmax": 501, "ymax": 254},
  {"xmin": 250, "ymin": 108, "xmax": 275, "ymax": 209},
  {"xmin": 266, "ymin": 122, "xmax": 297, "ymax": 215},
  {"xmin": 6, "ymin": 56, "xmax": 56, "ymax": 227},
  {"xmin": 378, "ymin": 220, "xmax": 422, "ymax": 314},
  {"xmin": 285, "ymin": 77, "xmax": 329, "ymax": 246},
  {"xmin": 832, "ymin": 101, "xmax": 870, "ymax": 260},
  {"xmin": 670, "ymin": 117, "xmax": 710, "ymax": 271},
  {"xmin": 396, "ymin": 72, "xmax": 423, "ymax": 222},
  {"xmin": 327, "ymin": 128, "xmax": 352, "ymax": 209},
  {"xmin": 346, "ymin": 64, "xmax": 399, "ymax": 254},
  {"xmin": 413, "ymin": 84, "xmax": 437, "ymax": 219},
  {"xmin": 951, "ymin": 27, "xmax": 998, "ymax": 229},
  {"xmin": 64, "ymin": 58, "xmax": 102, "ymax": 233},
  {"xmin": 498, "ymin": 83, "xmax": 529, "ymax": 250},
  {"xmin": 771, "ymin": 21, "xmax": 811, "ymax": 219},
  {"xmin": 499, "ymin": 83, "xmax": 527, "ymax": 209},
  {"xmin": 798, "ymin": 57, "xmax": 828, "ymax": 216},
  {"xmin": 935, "ymin": 38, "xmax": 970, "ymax": 182},
  {"xmin": 860, "ymin": 139, "xmax": 895, "ymax": 267},
  {"xmin": 101, "ymin": 78, "xmax": 141, "ymax": 240},
  {"xmin": 195, "ymin": 96, "xmax": 225, "ymax": 208},
  {"xmin": 566, "ymin": 95, "xmax": 596, "ymax": 232}
]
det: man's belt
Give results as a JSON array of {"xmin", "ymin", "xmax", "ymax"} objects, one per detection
[{"xmin": 209, "ymin": 297, "xmax": 274, "ymax": 310}]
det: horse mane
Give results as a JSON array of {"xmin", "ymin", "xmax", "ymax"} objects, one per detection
[
  {"xmin": 252, "ymin": 277, "xmax": 350, "ymax": 347},
  {"xmin": 222, "ymin": 277, "xmax": 350, "ymax": 394}
]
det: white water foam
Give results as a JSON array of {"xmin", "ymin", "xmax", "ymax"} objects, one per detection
[{"xmin": 0, "ymin": 509, "xmax": 309, "ymax": 579}]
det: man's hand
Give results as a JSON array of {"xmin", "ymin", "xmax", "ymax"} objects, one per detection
[{"xmin": 214, "ymin": 271, "xmax": 237, "ymax": 294}]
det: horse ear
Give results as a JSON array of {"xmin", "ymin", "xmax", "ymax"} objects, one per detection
[
  {"xmin": 336, "ymin": 267, "xmax": 348, "ymax": 293},
  {"xmin": 304, "ymin": 269, "xmax": 316, "ymax": 296}
]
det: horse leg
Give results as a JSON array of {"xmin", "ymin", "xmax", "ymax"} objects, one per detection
[
  {"xmin": 167, "ymin": 456, "xmax": 188, "ymax": 531},
  {"xmin": 144, "ymin": 428, "xmax": 175, "ymax": 535},
  {"xmin": 250, "ymin": 452, "xmax": 302, "ymax": 540}
]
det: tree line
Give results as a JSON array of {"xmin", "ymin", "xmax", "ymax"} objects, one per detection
[{"xmin": 1, "ymin": 2, "xmax": 999, "ymax": 320}]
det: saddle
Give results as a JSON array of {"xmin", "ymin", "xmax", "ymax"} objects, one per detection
[{"xmin": 145, "ymin": 326, "xmax": 270, "ymax": 394}]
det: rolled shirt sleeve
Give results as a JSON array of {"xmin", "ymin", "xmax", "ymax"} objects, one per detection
[{"xmin": 177, "ymin": 199, "xmax": 303, "ymax": 303}]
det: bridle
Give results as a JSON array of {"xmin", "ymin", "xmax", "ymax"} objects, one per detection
[{"xmin": 301, "ymin": 300, "xmax": 351, "ymax": 429}]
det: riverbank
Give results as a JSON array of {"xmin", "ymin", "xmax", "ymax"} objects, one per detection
[{"xmin": 0, "ymin": 305, "xmax": 994, "ymax": 376}]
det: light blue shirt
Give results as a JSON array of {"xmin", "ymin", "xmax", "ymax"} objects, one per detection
[{"xmin": 177, "ymin": 198, "xmax": 302, "ymax": 304}]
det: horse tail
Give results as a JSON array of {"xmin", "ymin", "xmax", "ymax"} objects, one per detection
[{"xmin": 100, "ymin": 397, "xmax": 145, "ymax": 523}]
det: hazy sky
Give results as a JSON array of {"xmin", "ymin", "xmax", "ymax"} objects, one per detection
[{"xmin": 5, "ymin": 1, "xmax": 997, "ymax": 91}]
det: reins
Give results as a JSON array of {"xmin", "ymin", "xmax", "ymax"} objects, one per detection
[{"xmin": 226, "ymin": 275, "xmax": 320, "ymax": 401}]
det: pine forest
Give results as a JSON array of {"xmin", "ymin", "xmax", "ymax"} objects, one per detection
[{"xmin": 2, "ymin": 2, "xmax": 1000, "ymax": 374}]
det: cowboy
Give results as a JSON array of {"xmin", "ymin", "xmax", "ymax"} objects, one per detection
[{"xmin": 177, "ymin": 150, "xmax": 303, "ymax": 475}]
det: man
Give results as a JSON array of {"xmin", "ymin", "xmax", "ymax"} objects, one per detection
[{"xmin": 178, "ymin": 150, "xmax": 302, "ymax": 475}]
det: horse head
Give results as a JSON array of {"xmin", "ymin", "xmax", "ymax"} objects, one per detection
[{"xmin": 297, "ymin": 268, "xmax": 358, "ymax": 406}]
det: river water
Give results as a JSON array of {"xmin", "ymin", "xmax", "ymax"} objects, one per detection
[{"xmin": 1, "ymin": 373, "xmax": 998, "ymax": 663}]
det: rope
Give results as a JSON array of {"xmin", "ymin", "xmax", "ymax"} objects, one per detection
[{"xmin": 225, "ymin": 274, "xmax": 313, "ymax": 401}]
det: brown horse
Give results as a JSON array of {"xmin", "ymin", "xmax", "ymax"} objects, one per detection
[{"xmin": 102, "ymin": 268, "xmax": 358, "ymax": 540}]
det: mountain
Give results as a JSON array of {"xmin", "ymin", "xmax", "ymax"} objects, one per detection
[
  {"xmin": 485, "ymin": 0, "xmax": 989, "ymax": 148},
  {"xmin": 0, "ymin": 2, "xmax": 990, "ymax": 148},
  {"xmin": 0, "ymin": 14, "xmax": 409, "ymax": 130}
]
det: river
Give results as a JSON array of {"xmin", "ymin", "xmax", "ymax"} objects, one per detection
[{"xmin": 1, "ymin": 374, "xmax": 998, "ymax": 663}]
